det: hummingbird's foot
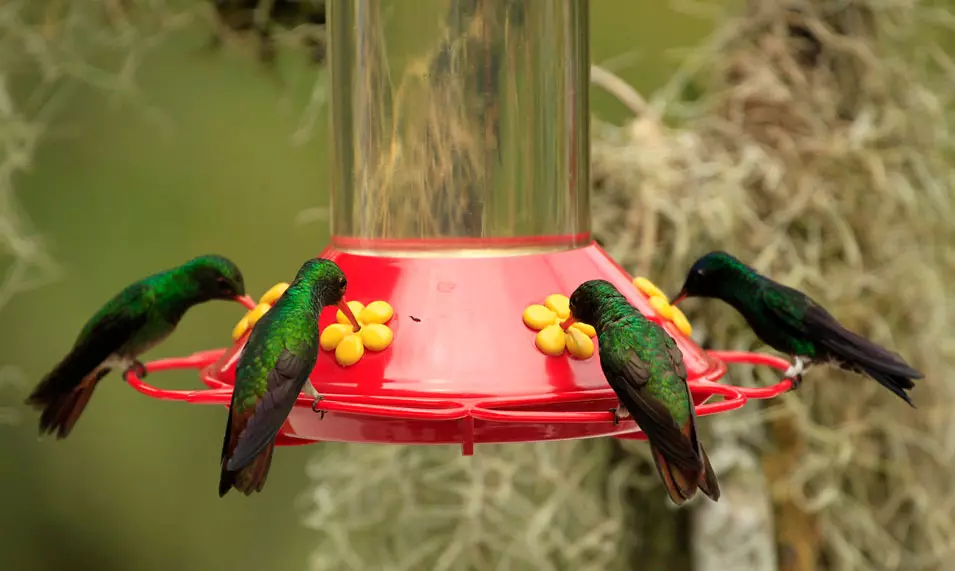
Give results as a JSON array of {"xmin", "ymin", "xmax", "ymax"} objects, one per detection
[
  {"xmin": 610, "ymin": 403, "xmax": 631, "ymax": 426},
  {"xmin": 786, "ymin": 374, "xmax": 803, "ymax": 392},
  {"xmin": 311, "ymin": 395, "xmax": 327, "ymax": 420},
  {"xmin": 125, "ymin": 360, "xmax": 148, "ymax": 379},
  {"xmin": 783, "ymin": 357, "xmax": 808, "ymax": 390},
  {"xmin": 301, "ymin": 382, "xmax": 320, "ymax": 399}
]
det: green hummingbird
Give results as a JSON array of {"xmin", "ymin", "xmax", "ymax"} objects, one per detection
[
  {"xmin": 218, "ymin": 257, "xmax": 359, "ymax": 497},
  {"xmin": 670, "ymin": 251, "xmax": 922, "ymax": 406},
  {"xmin": 563, "ymin": 279, "xmax": 720, "ymax": 506},
  {"xmin": 25, "ymin": 254, "xmax": 251, "ymax": 439}
]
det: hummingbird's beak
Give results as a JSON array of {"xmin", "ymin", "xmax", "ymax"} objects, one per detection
[
  {"xmin": 337, "ymin": 299, "xmax": 361, "ymax": 332},
  {"xmin": 235, "ymin": 295, "xmax": 257, "ymax": 310},
  {"xmin": 669, "ymin": 289, "xmax": 688, "ymax": 306},
  {"xmin": 561, "ymin": 314, "xmax": 576, "ymax": 331}
]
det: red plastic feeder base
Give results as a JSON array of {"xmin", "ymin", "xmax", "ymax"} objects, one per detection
[{"xmin": 127, "ymin": 241, "xmax": 793, "ymax": 455}]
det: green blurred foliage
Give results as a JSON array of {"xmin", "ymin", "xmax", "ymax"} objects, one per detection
[{"xmin": 0, "ymin": 3, "xmax": 716, "ymax": 570}]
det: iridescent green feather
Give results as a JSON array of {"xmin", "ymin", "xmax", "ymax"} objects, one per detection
[
  {"xmin": 599, "ymin": 313, "xmax": 691, "ymax": 426},
  {"xmin": 76, "ymin": 255, "xmax": 244, "ymax": 353},
  {"xmin": 572, "ymin": 280, "xmax": 693, "ymax": 426},
  {"xmin": 231, "ymin": 258, "xmax": 346, "ymax": 414},
  {"xmin": 232, "ymin": 287, "xmax": 319, "ymax": 413}
]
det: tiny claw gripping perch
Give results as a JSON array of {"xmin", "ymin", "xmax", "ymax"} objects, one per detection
[
  {"xmin": 781, "ymin": 356, "xmax": 808, "ymax": 391},
  {"xmin": 788, "ymin": 374, "xmax": 803, "ymax": 390},
  {"xmin": 609, "ymin": 404, "xmax": 631, "ymax": 426},
  {"xmin": 124, "ymin": 360, "xmax": 148, "ymax": 380},
  {"xmin": 311, "ymin": 395, "xmax": 327, "ymax": 420}
]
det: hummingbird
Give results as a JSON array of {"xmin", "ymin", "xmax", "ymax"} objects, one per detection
[
  {"xmin": 563, "ymin": 279, "xmax": 720, "ymax": 506},
  {"xmin": 670, "ymin": 251, "xmax": 922, "ymax": 406},
  {"xmin": 25, "ymin": 254, "xmax": 252, "ymax": 439},
  {"xmin": 218, "ymin": 257, "xmax": 359, "ymax": 497}
]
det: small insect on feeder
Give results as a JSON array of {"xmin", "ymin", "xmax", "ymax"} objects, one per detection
[{"xmin": 128, "ymin": 0, "xmax": 792, "ymax": 455}]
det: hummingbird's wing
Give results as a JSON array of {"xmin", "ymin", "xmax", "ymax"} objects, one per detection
[
  {"xmin": 226, "ymin": 348, "xmax": 313, "ymax": 472},
  {"xmin": 760, "ymin": 283, "xmax": 920, "ymax": 406},
  {"xmin": 756, "ymin": 284, "xmax": 812, "ymax": 332},
  {"xmin": 667, "ymin": 338, "xmax": 720, "ymax": 500},
  {"xmin": 26, "ymin": 285, "xmax": 150, "ymax": 438},
  {"xmin": 761, "ymin": 284, "xmax": 921, "ymax": 377},
  {"xmin": 612, "ymin": 353, "xmax": 702, "ymax": 473},
  {"xmin": 27, "ymin": 285, "xmax": 150, "ymax": 407},
  {"xmin": 57, "ymin": 310, "xmax": 148, "ymax": 377}
]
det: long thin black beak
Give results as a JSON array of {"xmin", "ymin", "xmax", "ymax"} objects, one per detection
[{"xmin": 669, "ymin": 289, "xmax": 687, "ymax": 306}]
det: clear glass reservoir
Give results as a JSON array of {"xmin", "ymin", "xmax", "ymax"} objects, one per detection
[{"xmin": 327, "ymin": 0, "xmax": 591, "ymax": 253}]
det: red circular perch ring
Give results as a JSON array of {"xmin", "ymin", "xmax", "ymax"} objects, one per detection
[
  {"xmin": 127, "ymin": 349, "xmax": 792, "ymax": 451},
  {"xmin": 125, "ymin": 242, "xmax": 794, "ymax": 455}
]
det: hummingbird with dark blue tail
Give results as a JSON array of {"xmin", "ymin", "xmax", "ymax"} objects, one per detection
[
  {"xmin": 218, "ymin": 257, "xmax": 359, "ymax": 497},
  {"xmin": 563, "ymin": 279, "xmax": 720, "ymax": 506},
  {"xmin": 670, "ymin": 251, "xmax": 923, "ymax": 406},
  {"xmin": 25, "ymin": 254, "xmax": 253, "ymax": 439}
]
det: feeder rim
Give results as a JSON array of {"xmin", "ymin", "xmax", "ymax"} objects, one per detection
[{"xmin": 125, "ymin": 349, "xmax": 794, "ymax": 423}]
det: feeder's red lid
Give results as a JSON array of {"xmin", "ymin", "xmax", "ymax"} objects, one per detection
[{"xmin": 198, "ymin": 241, "xmax": 751, "ymax": 454}]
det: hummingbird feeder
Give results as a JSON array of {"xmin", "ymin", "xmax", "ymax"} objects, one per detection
[{"xmin": 127, "ymin": 0, "xmax": 792, "ymax": 455}]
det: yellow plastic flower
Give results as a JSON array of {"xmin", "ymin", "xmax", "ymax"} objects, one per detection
[
  {"xmin": 632, "ymin": 276, "xmax": 692, "ymax": 336},
  {"xmin": 522, "ymin": 293, "xmax": 597, "ymax": 359},
  {"xmin": 232, "ymin": 282, "xmax": 291, "ymax": 341},
  {"xmin": 320, "ymin": 300, "xmax": 395, "ymax": 367}
]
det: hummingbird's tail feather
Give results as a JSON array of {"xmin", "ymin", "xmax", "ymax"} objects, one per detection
[
  {"xmin": 851, "ymin": 353, "xmax": 919, "ymax": 406},
  {"xmin": 812, "ymin": 314, "xmax": 922, "ymax": 407},
  {"xmin": 26, "ymin": 357, "xmax": 110, "ymax": 439},
  {"xmin": 651, "ymin": 446, "xmax": 697, "ymax": 506},
  {"xmin": 651, "ymin": 416, "xmax": 708, "ymax": 506},
  {"xmin": 219, "ymin": 400, "xmax": 280, "ymax": 497},
  {"xmin": 696, "ymin": 442, "xmax": 721, "ymax": 502},
  {"xmin": 650, "ymin": 419, "xmax": 723, "ymax": 505},
  {"xmin": 652, "ymin": 441, "xmax": 722, "ymax": 505},
  {"xmin": 846, "ymin": 365, "xmax": 916, "ymax": 407},
  {"xmin": 219, "ymin": 442, "xmax": 275, "ymax": 497},
  {"xmin": 613, "ymin": 359, "xmax": 708, "ymax": 506}
]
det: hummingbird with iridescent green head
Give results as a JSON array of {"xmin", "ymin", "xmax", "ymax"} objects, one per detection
[
  {"xmin": 670, "ymin": 251, "xmax": 922, "ymax": 406},
  {"xmin": 25, "ymin": 254, "xmax": 252, "ymax": 439},
  {"xmin": 218, "ymin": 257, "xmax": 359, "ymax": 497},
  {"xmin": 563, "ymin": 279, "xmax": 720, "ymax": 506}
]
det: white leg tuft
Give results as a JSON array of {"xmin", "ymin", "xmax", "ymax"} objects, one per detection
[{"xmin": 783, "ymin": 356, "xmax": 809, "ymax": 379}]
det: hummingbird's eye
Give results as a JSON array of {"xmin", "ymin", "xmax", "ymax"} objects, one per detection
[{"xmin": 338, "ymin": 276, "xmax": 347, "ymax": 290}]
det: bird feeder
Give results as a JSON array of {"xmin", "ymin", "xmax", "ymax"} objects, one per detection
[{"xmin": 128, "ymin": 0, "xmax": 792, "ymax": 455}]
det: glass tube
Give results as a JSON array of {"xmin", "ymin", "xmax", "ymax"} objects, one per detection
[{"xmin": 327, "ymin": 0, "xmax": 590, "ymax": 254}]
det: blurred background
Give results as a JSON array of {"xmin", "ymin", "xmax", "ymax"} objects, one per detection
[{"xmin": 1, "ymin": 1, "xmax": 953, "ymax": 570}]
